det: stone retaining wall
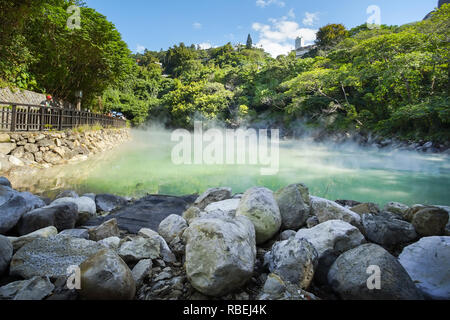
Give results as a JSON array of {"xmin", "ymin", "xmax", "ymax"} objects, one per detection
[{"xmin": 0, "ymin": 128, "xmax": 130, "ymax": 172}]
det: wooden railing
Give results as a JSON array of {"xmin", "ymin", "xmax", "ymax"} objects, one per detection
[{"xmin": 0, "ymin": 101, "xmax": 126, "ymax": 132}]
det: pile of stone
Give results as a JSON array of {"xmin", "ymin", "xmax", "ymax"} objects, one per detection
[
  {"xmin": 0, "ymin": 178, "xmax": 449, "ymax": 300},
  {"xmin": 0, "ymin": 128, "xmax": 130, "ymax": 172}
]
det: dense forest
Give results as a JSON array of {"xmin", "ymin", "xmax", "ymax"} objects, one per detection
[{"xmin": 1, "ymin": 1, "xmax": 449, "ymax": 143}]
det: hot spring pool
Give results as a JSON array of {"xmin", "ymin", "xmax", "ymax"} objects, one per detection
[{"xmin": 10, "ymin": 129, "xmax": 450, "ymax": 207}]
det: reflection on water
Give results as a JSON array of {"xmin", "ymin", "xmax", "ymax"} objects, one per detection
[{"xmin": 9, "ymin": 128, "xmax": 450, "ymax": 206}]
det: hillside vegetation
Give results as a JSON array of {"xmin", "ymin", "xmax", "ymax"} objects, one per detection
[{"xmin": 1, "ymin": 1, "xmax": 448, "ymax": 143}]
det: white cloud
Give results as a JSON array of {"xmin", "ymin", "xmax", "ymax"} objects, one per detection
[
  {"xmin": 303, "ymin": 12, "xmax": 319, "ymax": 26},
  {"xmin": 256, "ymin": 0, "xmax": 285, "ymax": 8},
  {"xmin": 252, "ymin": 17, "xmax": 317, "ymax": 57},
  {"xmin": 198, "ymin": 42, "xmax": 212, "ymax": 50},
  {"xmin": 136, "ymin": 44, "xmax": 145, "ymax": 54},
  {"xmin": 193, "ymin": 22, "xmax": 202, "ymax": 29},
  {"xmin": 287, "ymin": 9, "xmax": 295, "ymax": 19}
]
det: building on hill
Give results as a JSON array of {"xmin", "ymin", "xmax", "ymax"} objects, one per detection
[
  {"xmin": 424, "ymin": 0, "xmax": 449, "ymax": 19},
  {"xmin": 294, "ymin": 36, "xmax": 316, "ymax": 58}
]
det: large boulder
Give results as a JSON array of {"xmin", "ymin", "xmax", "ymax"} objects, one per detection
[
  {"xmin": 0, "ymin": 143, "xmax": 16, "ymax": 155},
  {"xmin": 194, "ymin": 187, "xmax": 232, "ymax": 210},
  {"xmin": 0, "ymin": 194, "xmax": 29, "ymax": 234},
  {"xmin": 79, "ymin": 249, "xmax": 136, "ymax": 300},
  {"xmin": 118, "ymin": 236, "xmax": 160, "ymax": 263},
  {"xmin": 88, "ymin": 218, "xmax": 120, "ymax": 241},
  {"xmin": 138, "ymin": 228, "xmax": 176, "ymax": 263},
  {"xmin": 184, "ymin": 215, "xmax": 256, "ymax": 297},
  {"xmin": 0, "ymin": 276, "xmax": 54, "ymax": 300},
  {"xmin": 158, "ymin": 214, "xmax": 188, "ymax": 244},
  {"xmin": 0, "ymin": 235, "xmax": 13, "ymax": 275},
  {"xmin": 17, "ymin": 191, "xmax": 46, "ymax": 211},
  {"xmin": 399, "ymin": 236, "xmax": 450, "ymax": 300},
  {"xmin": 274, "ymin": 183, "xmax": 310, "ymax": 230},
  {"xmin": 328, "ymin": 244, "xmax": 423, "ymax": 300},
  {"xmin": 310, "ymin": 196, "xmax": 361, "ymax": 229},
  {"xmin": 17, "ymin": 203, "xmax": 78, "ymax": 235},
  {"xmin": 95, "ymin": 194, "xmax": 128, "ymax": 213},
  {"xmin": 264, "ymin": 237, "xmax": 318, "ymax": 289},
  {"xmin": 411, "ymin": 207, "xmax": 448, "ymax": 236},
  {"xmin": 236, "ymin": 187, "xmax": 282, "ymax": 244},
  {"xmin": 362, "ymin": 214, "xmax": 417, "ymax": 247},
  {"xmin": 10, "ymin": 236, "xmax": 103, "ymax": 279},
  {"xmin": 8, "ymin": 226, "xmax": 58, "ymax": 251}
]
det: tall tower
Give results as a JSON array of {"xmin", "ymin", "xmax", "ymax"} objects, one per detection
[{"xmin": 295, "ymin": 36, "xmax": 304, "ymax": 50}]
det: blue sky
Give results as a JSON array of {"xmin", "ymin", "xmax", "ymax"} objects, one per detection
[{"xmin": 85, "ymin": 0, "xmax": 438, "ymax": 57}]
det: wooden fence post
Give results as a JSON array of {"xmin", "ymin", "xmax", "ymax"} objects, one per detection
[{"xmin": 10, "ymin": 105, "xmax": 17, "ymax": 132}]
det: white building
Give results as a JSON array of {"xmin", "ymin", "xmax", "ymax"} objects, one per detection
[{"xmin": 294, "ymin": 36, "xmax": 316, "ymax": 58}]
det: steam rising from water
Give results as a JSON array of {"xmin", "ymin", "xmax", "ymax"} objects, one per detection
[{"xmin": 10, "ymin": 125, "xmax": 450, "ymax": 206}]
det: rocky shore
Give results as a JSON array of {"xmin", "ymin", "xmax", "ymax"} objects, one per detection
[
  {"xmin": 0, "ymin": 178, "xmax": 449, "ymax": 300},
  {"xmin": 0, "ymin": 128, "xmax": 131, "ymax": 173}
]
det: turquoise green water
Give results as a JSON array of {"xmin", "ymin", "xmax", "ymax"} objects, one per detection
[{"xmin": 18, "ymin": 129, "xmax": 450, "ymax": 207}]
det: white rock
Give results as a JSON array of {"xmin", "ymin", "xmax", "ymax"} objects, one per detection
[
  {"xmin": 204, "ymin": 198, "xmax": 240, "ymax": 218},
  {"xmin": 296, "ymin": 220, "xmax": 366, "ymax": 258},
  {"xmin": 310, "ymin": 196, "xmax": 361, "ymax": 229},
  {"xmin": 8, "ymin": 226, "xmax": 58, "ymax": 251},
  {"xmin": 50, "ymin": 196, "xmax": 96, "ymax": 215},
  {"xmin": 158, "ymin": 214, "xmax": 188, "ymax": 244},
  {"xmin": 399, "ymin": 236, "xmax": 450, "ymax": 300}
]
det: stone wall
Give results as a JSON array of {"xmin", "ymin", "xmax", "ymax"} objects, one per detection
[{"xmin": 0, "ymin": 128, "xmax": 130, "ymax": 172}]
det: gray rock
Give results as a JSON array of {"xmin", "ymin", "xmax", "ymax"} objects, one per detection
[
  {"xmin": 98, "ymin": 236, "xmax": 121, "ymax": 251},
  {"xmin": 58, "ymin": 228, "xmax": 89, "ymax": 240},
  {"xmin": 95, "ymin": 194, "xmax": 128, "ymax": 212},
  {"xmin": 296, "ymin": 220, "xmax": 366, "ymax": 285},
  {"xmin": 236, "ymin": 187, "xmax": 282, "ymax": 244},
  {"xmin": 0, "ymin": 235, "xmax": 13, "ymax": 274},
  {"xmin": 351, "ymin": 202, "xmax": 380, "ymax": 215},
  {"xmin": 9, "ymin": 226, "xmax": 58, "ymax": 251},
  {"xmin": 118, "ymin": 236, "xmax": 160, "ymax": 263},
  {"xmin": 138, "ymin": 228, "xmax": 176, "ymax": 263},
  {"xmin": 11, "ymin": 146, "xmax": 24, "ymax": 158},
  {"xmin": 306, "ymin": 216, "xmax": 319, "ymax": 228},
  {"xmin": 258, "ymin": 273, "xmax": 319, "ymax": 300},
  {"xmin": 158, "ymin": 214, "xmax": 188, "ymax": 244},
  {"xmin": 412, "ymin": 207, "xmax": 448, "ymax": 236},
  {"xmin": 0, "ymin": 177, "xmax": 12, "ymax": 188},
  {"xmin": 265, "ymin": 237, "xmax": 318, "ymax": 289},
  {"xmin": 50, "ymin": 196, "xmax": 96, "ymax": 216},
  {"xmin": 383, "ymin": 202, "xmax": 409, "ymax": 216},
  {"xmin": 194, "ymin": 187, "xmax": 232, "ymax": 210},
  {"xmin": 10, "ymin": 236, "xmax": 104, "ymax": 279},
  {"xmin": 0, "ymin": 143, "xmax": 16, "ymax": 155},
  {"xmin": 399, "ymin": 236, "xmax": 450, "ymax": 300},
  {"xmin": 0, "ymin": 194, "xmax": 29, "ymax": 234},
  {"xmin": 310, "ymin": 196, "xmax": 362, "ymax": 229},
  {"xmin": 362, "ymin": 214, "xmax": 417, "ymax": 247},
  {"xmin": 131, "ymin": 259, "xmax": 152, "ymax": 287},
  {"xmin": 280, "ymin": 230, "xmax": 296, "ymax": 241},
  {"xmin": 0, "ymin": 185, "xmax": 15, "ymax": 207},
  {"xmin": 80, "ymin": 249, "xmax": 136, "ymax": 300},
  {"xmin": 88, "ymin": 218, "xmax": 119, "ymax": 241},
  {"xmin": 81, "ymin": 193, "xmax": 96, "ymax": 201},
  {"xmin": 204, "ymin": 198, "xmax": 240, "ymax": 218},
  {"xmin": 0, "ymin": 276, "xmax": 54, "ymax": 300},
  {"xmin": 18, "ymin": 203, "xmax": 79, "ymax": 236},
  {"xmin": 182, "ymin": 206, "xmax": 204, "ymax": 225},
  {"xmin": 55, "ymin": 190, "xmax": 79, "ymax": 199},
  {"xmin": 296, "ymin": 220, "xmax": 365, "ymax": 258},
  {"xmin": 184, "ymin": 215, "xmax": 256, "ymax": 297},
  {"xmin": 17, "ymin": 191, "xmax": 46, "ymax": 212},
  {"xmin": 274, "ymin": 183, "xmax": 310, "ymax": 230},
  {"xmin": 84, "ymin": 194, "xmax": 196, "ymax": 234},
  {"xmin": 328, "ymin": 243, "xmax": 423, "ymax": 300}
]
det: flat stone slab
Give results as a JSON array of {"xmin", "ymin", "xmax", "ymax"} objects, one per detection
[{"xmin": 85, "ymin": 194, "xmax": 197, "ymax": 234}]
